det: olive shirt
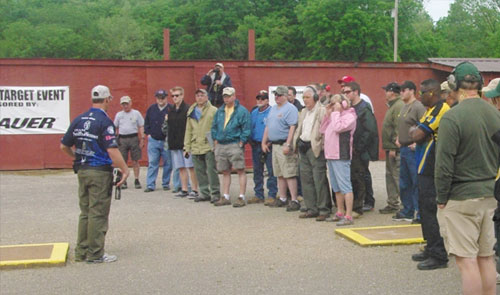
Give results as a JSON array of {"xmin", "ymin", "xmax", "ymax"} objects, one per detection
[
  {"xmin": 382, "ymin": 97, "xmax": 404, "ymax": 150},
  {"xmin": 435, "ymin": 98, "xmax": 500, "ymax": 204},
  {"xmin": 397, "ymin": 99, "xmax": 426, "ymax": 147}
]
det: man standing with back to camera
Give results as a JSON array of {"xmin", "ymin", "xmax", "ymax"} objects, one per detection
[
  {"xmin": 60, "ymin": 85, "xmax": 129, "ymax": 263},
  {"xmin": 436, "ymin": 62, "xmax": 500, "ymax": 295}
]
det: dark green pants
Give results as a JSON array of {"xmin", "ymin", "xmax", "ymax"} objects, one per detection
[
  {"xmin": 76, "ymin": 169, "xmax": 113, "ymax": 260},
  {"xmin": 192, "ymin": 152, "xmax": 220, "ymax": 201},
  {"xmin": 299, "ymin": 149, "xmax": 330, "ymax": 215}
]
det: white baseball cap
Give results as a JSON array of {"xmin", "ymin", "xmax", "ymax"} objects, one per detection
[
  {"xmin": 120, "ymin": 96, "xmax": 131, "ymax": 104},
  {"xmin": 91, "ymin": 85, "xmax": 112, "ymax": 100}
]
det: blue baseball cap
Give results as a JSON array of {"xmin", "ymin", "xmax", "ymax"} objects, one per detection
[{"xmin": 155, "ymin": 89, "xmax": 167, "ymax": 97}]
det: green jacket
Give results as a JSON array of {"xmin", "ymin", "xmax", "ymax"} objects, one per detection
[
  {"xmin": 184, "ymin": 101, "xmax": 217, "ymax": 155},
  {"xmin": 435, "ymin": 98, "xmax": 500, "ymax": 204},
  {"xmin": 211, "ymin": 100, "xmax": 251, "ymax": 144},
  {"xmin": 382, "ymin": 97, "xmax": 404, "ymax": 150}
]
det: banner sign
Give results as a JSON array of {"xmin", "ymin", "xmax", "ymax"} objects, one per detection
[{"xmin": 0, "ymin": 86, "xmax": 70, "ymax": 135}]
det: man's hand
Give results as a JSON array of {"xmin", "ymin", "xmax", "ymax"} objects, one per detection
[
  {"xmin": 262, "ymin": 142, "xmax": 270, "ymax": 153},
  {"xmin": 438, "ymin": 204, "xmax": 446, "ymax": 209},
  {"xmin": 216, "ymin": 80, "xmax": 222, "ymax": 86},
  {"xmin": 395, "ymin": 137, "xmax": 401, "ymax": 148},
  {"xmin": 388, "ymin": 150, "xmax": 396, "ymax": 158},
  {"xmin": 283, "ymin": 144, "xmax": 290, "ymax": 155},
  {"xmin": 114, "ymin": 167, "xmax": 129, "ymax": 187},
  {"xmin": 139, "ymin": 137, "xmax": 145, "ymax": 149},
  {"xmin": 332, "ymin": 102, "xmax": 342, "ymax": 112},
  {"xmin": 409, "ymin": 142, "xmax": 416, "ymax": 151},
  {"xmin": 183, "ymin": 151, "xmax": 189, "ymax": 158}
]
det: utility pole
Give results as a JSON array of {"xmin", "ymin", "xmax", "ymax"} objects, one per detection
[{"xmin": 393, "ymin": 0, "xmax": 398, "ymax": 62}]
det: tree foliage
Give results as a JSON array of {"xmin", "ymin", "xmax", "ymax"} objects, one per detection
[{"xmin": 0, "ymin": 0, "xmax": 498, "ymax": 61}]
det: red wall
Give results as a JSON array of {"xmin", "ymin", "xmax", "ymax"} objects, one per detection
[{"xmin": 0, "ymin": 59, "xmax": 445, "ymax": 170}]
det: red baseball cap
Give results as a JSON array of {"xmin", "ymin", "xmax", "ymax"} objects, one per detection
[{"xmin": 337, "ymin": 76, "xmax": 356, "ymax": 84}]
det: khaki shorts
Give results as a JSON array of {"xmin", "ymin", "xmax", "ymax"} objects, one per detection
[
  {"xmin": 272, "ymin": 144, "xmax": 298, "ymax": 178},
  {"xmin": 215, "ymin": 143, "xmax": 245, "ymax": 172},
  {"xmin": 437, "ymin": 197, "xmax": 496, "ymax": 258},
  {"xmin": 118, "ymin": 136, "xmax": 142, "ymax": 162}
]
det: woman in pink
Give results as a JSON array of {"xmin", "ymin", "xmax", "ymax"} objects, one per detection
[{"xmin": 320, "ymin": 94, "xmax": 357, "ymax": 226}]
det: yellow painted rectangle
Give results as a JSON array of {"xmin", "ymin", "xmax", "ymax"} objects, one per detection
[
  {"xmin": 335, "ymin": 224, "xmax": 424, "ymax": 247},
  {"xmin": 0, "ymin": 242, "xmax": 69, "ymax": 269}
]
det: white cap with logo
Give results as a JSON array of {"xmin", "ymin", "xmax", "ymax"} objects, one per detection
[{"xmin": 91, "ymin": 85, "xmax": 112, "ymax": 100}]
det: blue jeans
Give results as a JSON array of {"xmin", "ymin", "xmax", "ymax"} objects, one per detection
[
  {"xmin": 399, "ymin": 146, "xmax": 419, "ymax": 218},
  {"xmin": 146, "ymin": 136, "xmax": 172, "ymax": 189},
  {"xmin": 251, "ymin": 144, "xmax": 277, "ymax": 199},
  {"xmin": 172, "ymin": 168, "xmax": 182, "ymax": 191}
]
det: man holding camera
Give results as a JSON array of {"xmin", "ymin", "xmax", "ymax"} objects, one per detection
[
  {"xmin": 60, "ymin": 85, "xmax": 129, "ymax": 263},
  {"xmin": 200, "ymin": 62, "xmax": 232, "ymax": 108}
]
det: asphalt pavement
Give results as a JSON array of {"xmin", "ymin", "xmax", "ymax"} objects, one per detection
[{"xmin": 0, "ymin": 161, "xmax": 461, "ymax": 294}]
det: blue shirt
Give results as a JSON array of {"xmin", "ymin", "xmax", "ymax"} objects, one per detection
[
  {"xmin": 61, "ymin": 107, "xmax": 117, "ymax": 167},
  {"xmin": 266, "ymin": 102, "xmax": 298, "ymax": 141},
  {"xmin": 250, "ymin": 106, "xmax": 271, "ymax": 142}
]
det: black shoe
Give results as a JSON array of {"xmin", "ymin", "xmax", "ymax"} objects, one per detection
[
  {"xmin": 362, "ymin": 204, "xmax": 374, "ymax": 212},
  {"xmin": 411, "ymin": 252, "xmax": 429, "ymax": 262},
  {"xmin": 194, "ymin": 196, "xmax": 210, "ymax": 202},
  {"xmin": 163, "ymin": 186, "xmax": 170, "ymax": 191},
  {"xmin": 121, "ymin": 181, "xmax": 128, "ymax": 189},
  {"xmin": 144, "ymin": 188, "xmax": 154, "ymax": 193},
  {"xmin": 411, "ymin": 218, "xmax": 421, "ymax": 224},
  {"xmin": 175, "ymin": 191, "xmax": 189, "ymax": 198},
  {"xmin": 134, "ymin": 179, "xmax": 141, "ymax": 189},
  {"xmin": 379, "ymin": 205, "xmax": 399, "ymax": 214},
  {"xmin": 417, "ymin": 257, "xmax": 448, "ymax": 270}
]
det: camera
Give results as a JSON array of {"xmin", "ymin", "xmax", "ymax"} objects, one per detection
[{"xmin": 213, "ymin": 68, "xmax": 220, "ymax": 74}]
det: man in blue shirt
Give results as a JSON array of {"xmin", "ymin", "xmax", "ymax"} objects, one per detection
[
  {"xmin": 262, "ymin": 86, "xmax": 300, "ymax": 211},
  {"xmin": 143, "ymin": 89, "xmax": 174, "ymax": 192},
  {"xmin": 61, "ymin": 85, "xmax": 129, "ymax": 263},
  {"xmin": 248, "ymin": 90, "xmax": 277, "ymax": 205}
]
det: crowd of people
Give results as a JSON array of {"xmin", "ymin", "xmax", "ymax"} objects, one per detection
[{"xmin": 61, "ymin": 62, "xmax": 500, "ymax": 295}]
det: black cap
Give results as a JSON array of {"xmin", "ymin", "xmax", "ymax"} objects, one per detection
[
  {"xmin": 400, "ymin": 80, "xmax": 416, "ymax": 91},
  {"xmin": 382, "ymin": 82, "xmax": 401, "ymax": 93}
]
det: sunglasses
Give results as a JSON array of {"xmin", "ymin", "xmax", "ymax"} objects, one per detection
[
  {"xmin": 342, "ymin": 90, "xmax": 352, "ymax": 95},
  {"xmin": 419, "ymin": 89, "xmax": 433, "ymax": 96},
  {"xmin": 172, "ymin": 94, "xmax": 181, "ymax": 97}
]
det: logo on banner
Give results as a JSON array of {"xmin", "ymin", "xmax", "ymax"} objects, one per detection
[{"xmin": 0, "ymin": 86, "xmax": 70, "ymax": 135}]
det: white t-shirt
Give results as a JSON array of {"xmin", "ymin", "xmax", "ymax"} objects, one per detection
[
  {"xmin": 360, "ymin": 93, "xmax": 374, "ymax": 113},
  {"xmin": 114, "ymin": 109, "xmax": 144, "ymax": 135}
]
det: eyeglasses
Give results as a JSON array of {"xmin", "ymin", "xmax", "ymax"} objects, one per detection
[
  {"xmin": 172, "ymin": 94, "xmax": 181, "ymax": 97},
  {"xmin": 419, "ymin": 89, "xmax": 433, "ymax": 96},
  {"xmin": 342, "ymin": 90, "xmax": 352, "ymax": 95}
]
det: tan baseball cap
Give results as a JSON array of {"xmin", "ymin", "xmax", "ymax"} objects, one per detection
[{"xmin": 120, "ymin": 96, "xmax": 131, "ymax": 104}]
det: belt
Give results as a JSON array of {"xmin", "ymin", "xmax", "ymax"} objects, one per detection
[
  {"xmin": 270, "ymin": 139, "xmax": 286, "ymax": 145},
  {"xmin": 78, "ymin": 165, "xmax": 113, "ymax": 172},
  {"xmin": 119, "ymin": 133, "xmax": 138, "ymax": 138}
]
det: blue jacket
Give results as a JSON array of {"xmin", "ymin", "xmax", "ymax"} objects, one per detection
[
  {"xmin": 211, "ymin": 100, "xmax": 251, "ymax": 144},
  {"xmin": 144, "ymin": 103, "xmax": 169, "ymax": 140}
]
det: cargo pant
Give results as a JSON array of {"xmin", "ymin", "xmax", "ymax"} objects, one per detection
[
  {"xmin": 76, "ymin": 169, "xmax": 113, "ymax": 261},
  {"xmin": 192, "ymin": 151, "xmax": 220, "ymax": 201}
]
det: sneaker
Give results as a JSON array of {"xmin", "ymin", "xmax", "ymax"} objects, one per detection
[
  {"xmin": 144, "ymin": 188, "xmax": 154, "ymax": 193},
  {"xmin": 264, "ymin": 198, "xmax": 275, "ymax": 206},
  {"xmin": 300, "ymin": 207, "xmax": 308, "ymax": 212},
  {"xmin": 175, "ymin": 191, "xmax": 189, "ymax": 198},
  {"xmin": 134, "ymin": 179, "xmax": 141, "ymax": 189},
  {"xmin": 247, "ymin": 197, "xmax": 264, "ymax": 204},
  {"xmin": 232, "ymin": 197, "xmax": 246, "ymax": 208},
  {"xmin": 286, "ymin": 200, "xmax": 301, "ymax": 212},
  {"xmin": 299, "ymin": 212, "xmax": 319, "ymax": 219},
  {"xmin": 352, "ymin": 211, "xmax": 362, "ymax": 219},
  {"xmin": 411, "ymin": 218, "xmax": 421, "ymax": 224},
  {"xmin": 392, "ymin": 212, "xmax": 413, "ymax": 222},
  {"xmin": 188, "ymin": 191, "xmax": 198, "ymax": 199},
  {"xmin": 210, "ymin": 197, "xmax": 220, "ymax": 204},
  {"xmin": 121, "ymin": 181, "xmax": 128, "ymax": 189},
  {"xmin": 87, "ymin": 253, "xmax": 117, "ymax": 264},
  {"xmin": 315, "ymin": 214, "xmax": 329, "ymax": 222},
  {"xmin": 326, "ymin": 213, "xmax": 344, "ymax": 222},
  {"xmin": 379, "ymin": 205, "xmax": 399, "ymax": 214},
  {"xmin": 172, "ymin": 187, "xmax": 181, "ymax": 193},
  {"xmin": 337, "ymin": 217, "xmax": 354, "ymax": 226},
  {"xmin": 362, "ymin": 204, "xmax": 374, "ymax": 212},
  {"xmin": 269, "ymin": 198, "xmax": 286, "ymax": 208},
  {"xmin": 163, "ymin": 185, "xmax": 170, "ymax": 191},
  {"xmin": 214, "ymin": 197, "xmax": 231, "ymax": 206},
  {"xmin": 194, "ymin": 195, "xmax": 210, "ymax": 202}
]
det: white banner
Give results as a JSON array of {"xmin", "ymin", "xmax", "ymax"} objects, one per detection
[{"xmin": 0, "ymin": 86, "xmax": 70, "ymax": 135}]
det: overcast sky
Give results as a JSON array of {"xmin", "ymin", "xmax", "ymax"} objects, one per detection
[{"xmin": 423, "ymin": 0, "xmax": 455, "ymax": 22}]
